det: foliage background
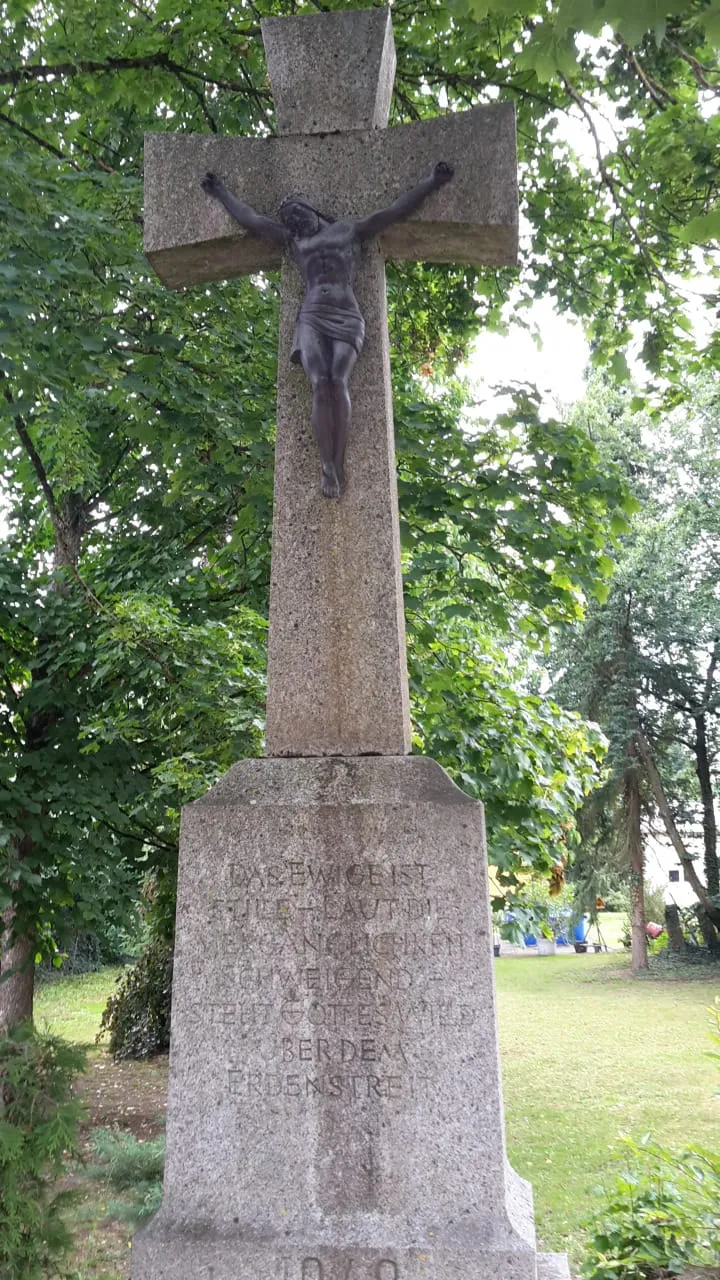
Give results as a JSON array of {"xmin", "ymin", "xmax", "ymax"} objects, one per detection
[{"xmin": 1, "ymin": 0, "xmax": 719, "ymax": 1010}]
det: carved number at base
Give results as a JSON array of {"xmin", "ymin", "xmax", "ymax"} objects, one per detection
[
  {"xmin": 201, "ymin": 1260, "xmax": 400, "ymax": 1279},
  {"xmin": 295, "ymin": 1259, "xmax": 398, "ymax": 1280}
]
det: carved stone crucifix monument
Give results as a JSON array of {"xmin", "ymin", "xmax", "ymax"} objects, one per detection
[
  {"xmin": 144, "ymin": 5, "xmax": 517, "ymax": 760},
  {"xmin": 136, "ymin": 10, "xmax": 569, "ymax": 1280}
]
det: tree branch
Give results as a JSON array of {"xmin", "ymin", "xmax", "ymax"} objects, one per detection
[
  {"xmin": 184, "ymin": 79, "xmax": 218, "ymax": 133},
  {"xmin": 0, "ymin": 104, "xmax": 117, "ymax": 174},
  {"xmin": 64, "ymin": 563, "xmax": 181, "ymax": 684},
  {"xmin": 96, "ymin": 816, "xmax": 176, "ymax": 853},
  {"xmin": 0, "ymin": 674, "xmax": 23, "ymax": 746},
  {"xmin": 0, "ymin": 672, "xmax": 20, "ymax": 709},
  {"xmin": 634, "ymin": 725, "xmax": 720, "ymax": 922},
  {"xmin": 703, "ymin": 639, "xmax": 719, "ymax": 709},
  {"xmin": 664, "ymin": 40, "xmax": 720, "ymax": 93},
  {"xmin": 0, "ymin": 52, "xmax": 253, "ymax": 96},
  {"xmin": 0, "ymin": 109, "xmax": 80, "ymax": 169},
  {"xmin": 1, "ymin": 384, "xmax": 60, "ymax": 525},
  {"xmin": 559, "ymin": 75, "xmax": 675, "ymax": 292},
  {"xmin": 618, "ymin": 39, "xmax": 676, "ymax": 107},
  {"xmin": 86, "ymin": 441, "xmax": 135, "ymax": 509}
]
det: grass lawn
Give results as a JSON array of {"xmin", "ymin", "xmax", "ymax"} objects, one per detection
[
  {"xmin": 36, "ymin": 967, "xmax": 124, "ymax": 1045},
  {"xmin": 35, "ymin": 950, "xmax": 719, "ymax": 1273},
  {"xmin": 36, "ymin": 970, "xmax": 167, "ymax": 1280},
  {"xmin": 496, "ymin": 950, "xmax": 719, "ymax": 1259}
]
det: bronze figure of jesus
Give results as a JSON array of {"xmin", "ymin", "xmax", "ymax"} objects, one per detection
[{"xmin": 201, "ymin": 163, "xmax": 453, "ymax": 498}]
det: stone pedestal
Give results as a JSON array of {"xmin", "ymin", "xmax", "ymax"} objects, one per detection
[{"xmin": 132, "ymin": 756, "xmax": 563, "ymax": 1280}]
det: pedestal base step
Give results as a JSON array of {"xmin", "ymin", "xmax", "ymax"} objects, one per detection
[{"xmin": 133, "ymin": 1220, "xmax": 563, "ymax": 1280}]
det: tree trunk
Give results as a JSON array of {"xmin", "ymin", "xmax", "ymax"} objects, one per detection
[
  {"xmin": 625, "ymin": 750, "xmax": 648, "ymax": 972},
  {"xmin": 0, "ymin": 907, "xmax": 35, "ymax": 1030},
  {"xmin": 635, "ymin": 727, "xmax": 720, "ymax": 928},
  {"xmin": 2, "ymin": 393, "xmax": 90, "ymax": 1030},
  {"xmin": 694, "ymin": 711, "xmax": 720, "ymax": 898},
  {"xmin": 696, "ymin": 907, "xmax": 719, "ymax": 951},
  {"xmin": 664, "ymin": 903, "xmax": 686, "ymax": 953},
  {"xmin": 0, "ymin": 499, "xmax": 86, "ymax": 1031}
]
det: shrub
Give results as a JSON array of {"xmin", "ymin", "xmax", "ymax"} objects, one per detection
[
  {"xmin": 88, "ymin": 1127, "xmax": 165, "ymax": 1187},
  {"xmin": 87, "ymin": 1127, "xmax": 165, "ymax": 1225},
  {"xmin": 599, "ymin": 887, "xmax": 629, "ymax": 913},
  {"xmin": 508, "ymin": 873, "xmax": 578, "ymax": 941},
  {"xmin": 583, "ymin": 1140, "xmax": 720, "ymax": 1280},
  {"xmin": 97, "ymin": 938, "xmax": 173, "ymax": 1059},
  {"xmin": 38, "ymin": 922, "xmax": 143, "ymax": 981},
  {"xmin": 643, "ymin": 883, "xmax": 668, "ymax": 927},
  {"xmin": 0, "ymin": 1024, "xmax": 86, "ymax": 1280},
  {"xmin": 109, "ymin": 1178, "xmax": 164, "ymax": 1223}
]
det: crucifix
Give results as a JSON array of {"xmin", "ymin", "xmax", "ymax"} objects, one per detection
[
  {"xmin": 144, "ymin": 6, "xmax": 517, "ymax": 761},
  {"xmin": 134, "ymin": 18, "xmax": 560, "ymax": 1280},
  {"xmin": 200, "ymin": 160, "xmax": 454, "ymax": 501}
]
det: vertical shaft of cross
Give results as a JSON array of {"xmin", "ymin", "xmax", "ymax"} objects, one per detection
[{"xmin": 262, "ymin": 9, "xmax": 412, "ymax": 758}]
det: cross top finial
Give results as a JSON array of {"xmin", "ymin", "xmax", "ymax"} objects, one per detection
[{"xmin": 260, "ymin": 7, "xmax": 396, "ymax": 136}]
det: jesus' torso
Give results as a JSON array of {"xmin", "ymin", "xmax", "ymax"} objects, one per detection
[{"xmin": 289, "ymin": 221, "xmax": 361, "ymax": 309}]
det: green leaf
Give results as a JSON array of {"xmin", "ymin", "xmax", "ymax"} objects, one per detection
[
  {"xmin": 609, "ymin": 352, "xmax": 631, "ymax": 383},
  {"xmin": 518, "ymin": 22, "xmax": 579, "ymax": 81},
  {"xmin": 703, "ymin": 6, "xmax": 720, "ymax": 47},
  {"xmin": 677, "ymin": 211, "xmax": 720, "ymax": 245}
]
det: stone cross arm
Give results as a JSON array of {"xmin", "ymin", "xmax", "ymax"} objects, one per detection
[{"xmin": 144, "ymin": 102, "xmax": 517, "ymax": 290}]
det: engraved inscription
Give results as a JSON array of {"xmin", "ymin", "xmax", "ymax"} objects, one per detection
[
  {"xmin": 233, "ymin": 861, "xmax": 428, "ymax": 891},
  {"xmin": 281, "ymin": 1037, "xmax": 408, "ymax": 1063},
  {"xmin": 194, "ymin": 857, "xmax": 479, "ymax": 1114},
  {"xmin": 229, "ymin": 1068, "xmax": 432, "ymax": 1101}
]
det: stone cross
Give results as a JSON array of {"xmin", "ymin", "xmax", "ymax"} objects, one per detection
[
  {"xmin": 135, "ymin": 14, "xmax": 573, "ymax": 1280},
  {"xmin": 144, "ymin": 6, "xmax": 517, "ymax": 759}
]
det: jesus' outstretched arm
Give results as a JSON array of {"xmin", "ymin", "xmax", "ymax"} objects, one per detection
[
  {"xmin": 201, "ymin": 172, "xmax": 289, "ymax": 246},
  {"xmin": 353, "ymin": 162, "xmax": 454, "ymax": 241}
]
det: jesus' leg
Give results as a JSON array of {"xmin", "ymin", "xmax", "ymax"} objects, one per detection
[
  {"xmin": 329, "ymin": 341, "xmax": 358, "ymax": 493},
  {"xmin": 313, "ymin": 381, "xmax": 342, "ymax": 498},
  {"xmin": 299, "ymin": 330, "xmax": 341, "ymax": 497}
]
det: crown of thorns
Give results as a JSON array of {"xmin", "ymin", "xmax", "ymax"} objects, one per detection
[{"xmin": 278, "ymin": 193, "xmax": 335, "ymax": 223}]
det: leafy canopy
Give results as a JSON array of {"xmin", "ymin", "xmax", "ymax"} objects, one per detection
[{"xmin": 2, "ymin": 0, "xmax": 716, "ymax": 961}]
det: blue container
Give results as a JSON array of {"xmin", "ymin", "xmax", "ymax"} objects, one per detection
[
  {"xmin": 573, "ymin": 916, "xmax": 590, "ymax": 942},
  {"xmin": 524, "ymin": 933, "xmax": 537, "ymax": 947}
]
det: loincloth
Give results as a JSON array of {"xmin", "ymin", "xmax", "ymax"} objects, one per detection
[{"xmin": 290, "ymin": 300, "xmax": 366, "ymax": 364}]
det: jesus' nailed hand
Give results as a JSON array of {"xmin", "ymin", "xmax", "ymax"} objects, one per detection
[{"xmin": 201, "ymin": 162, "xmax": 454, "ymax": 499}]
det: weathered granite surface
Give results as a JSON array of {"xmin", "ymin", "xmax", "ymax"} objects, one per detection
[
  {"xmin": 132, "ymin": 756, "xmax": 538, "ymax": 1280},
  {"xmin": 143, "ymin": 101, "xmax": 518, "ymax": 288},
  {"xmin": 261, "ymin": 8, "xmax": 396, "ymax": 137},
  {"xmin": 265, "ymin": 246, "xmax": 410, "ymax": 757},
  {"xmin": 537, "ymin": 1255, "xmax": 572, "ymax": 1280}
]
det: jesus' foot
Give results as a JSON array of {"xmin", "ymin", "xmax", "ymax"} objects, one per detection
[{"xmin": 321, "ymin": 462, "xmax": 341, "ymax": 499}]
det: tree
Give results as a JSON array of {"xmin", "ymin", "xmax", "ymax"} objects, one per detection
[
  {"xmin": 2, "ymin": 0, "xmax": 718, "ymax": 1023},
  {"xmin": 552, "ymin": 376, "xmax": 720, "ymax": 962},
  {"xmin": 443, "ymin": 0, "xmax": 720, "ymax": 392},
  {"xmin": 552, "ymin": 538, "xmax": 651, "ymax": 972},
  {"xmin": 409, "ymin": 604, "xmax": 606, "ymax": 891},
  {"xmin": 626, "ymin": 387, "xmax": 720, "ymax": 915},
  {"xmin": 0, "ymin": 145, "xmax": 277, "ymax": 1023}
]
